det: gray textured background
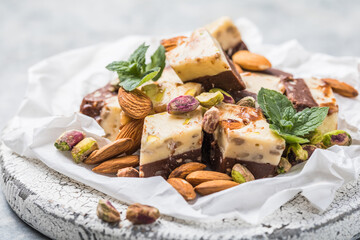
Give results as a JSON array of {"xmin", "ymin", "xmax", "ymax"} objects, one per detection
[{"xmin": 0, "ymin": 0, "xmax": 359, "ymax": 239}]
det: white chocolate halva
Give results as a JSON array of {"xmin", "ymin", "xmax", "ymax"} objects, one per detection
[
  {"xmin": 166, "ymin": 28, "xmax": 231, "ymax": 82},
  {"xmin": 214, "ymin": 103, "xmax": 285, "ymax": 166},
  {"xmin": 205, "ymin": 16, "xmax": 242, "ymax": 51},
  {"xmin": 240, "ymin": 72, "xmax": 282, "ymax": 95},
  {"xmin": 140, "ymin": 109, "xmax": 203, "ymax": 165}
]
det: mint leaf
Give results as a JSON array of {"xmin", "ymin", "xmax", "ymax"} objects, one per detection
[
  {"xmin": 137, "ymin": 67, "xmax": 161, "ymax": 87},
  {"xmin": 258, "ymin": 88, "xmax": 295, "ymax": 125},
  {"xmin": 146, "ymin": 45, "xmax": 166, "ymax": 81},
  {"xmin": 106, "ymin": 43, "xmax": 166, "ymax": 91},
  {"xmin": 270, "ymin": 125, "xmax": 309, "ymax": 144},
  {"xmin": 258, "ymin": 88, "xmax": 328, "ymax": 144},
  {"xmin": 118, "ymin": 75, "xmax": 142, "ymax": 91},
  {"xmin": 291, "ymin": 107, "xmax": 329, "ymax": 136},
  {"xmin": 106, "ymin": 61, "xmax": 129, "ymax": 72},
  {"xmin": 128, "ymin": 43, "xmax": 149, "ymax": 69}
]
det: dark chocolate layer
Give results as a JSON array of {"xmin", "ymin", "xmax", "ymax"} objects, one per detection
[
  {"xmin": 220, "ymin": 158, "xmax": 276, "ymax": 179},
  {"xmin": 230, "ymin": 89, "xmax": 257, "ymax": 102},
  {"xmin": 140, "ymin": 148, "xmax": 202, "ymax": 179},
  {"xmin": 281, "ymin": 77, "xmax": 318, "ymax": 111},
  {"xmin": 191, "ymin": 56, "xmax": 246, "ymax": 93},
  {"xmin": 226, "ymin": 40, "xmax": 248, "ymax": 58},
  {"xmin": 259, "ymin": 68, "xmax": 293, "ymax": 78},
  {"xmin": 204, "ymin": 136, "xmax": 276, "ymax": 179},
  {"xmin": 79, "ymin": 83, "xmax": 117, "ymax": 122}
]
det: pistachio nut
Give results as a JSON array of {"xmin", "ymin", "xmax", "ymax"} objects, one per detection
[
  {"xmin": 71, "ymin": 137, "xmax": 99, "ymax": 163},
  {"xmin": 307, "ymin": 129, "xmax": 323, "ymax": 145},
  {"xmin": 126, "ymin": 203, "xmax": 160, "ymax": 225},
  {"xmin": 54, "ymin": 130, "xmax": 85, "ymax": 151},
  {"xmin": 231, "ymin": 163, "xmax": 255, "ymax": 184},
  {"xmin": 321, "ymin": 130, "xmax": 352, "ymax": 148},
  {"xmin": 277, "ymin": 157, "xmax": 292, "ymax": 174},
  {"xmin": 237, "ymin": 96, "xmax": 256, "ymax": 108},
  {"xmin": 167, "ymin": 95, "xmax": 199, "ymax": 115},
  {"xmin": 202, "ymin": 107, "xmax": 220, "ymax": 134},
  {"xmin": 286, "ymin": 143, "xmax": 308, "ymax": 165},
  {"xmin": 209, "ymin": 88, "xmax": 235, "ymax": 104},
  {"xmin": 96, "ymin": 199, "xmax": 120, "ymax": 223},
  {"xmin": 195, "ymin": 91, "xmax": 224, "ymax": 108},
  {"xmin": 117, "ymin": 167, "xmax": 139, "ymax": 177},
  {"xmin": 302, "ymin": 144, "xmax": 317, "ymax": 159}
]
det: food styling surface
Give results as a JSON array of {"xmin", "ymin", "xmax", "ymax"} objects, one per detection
[{"xmin": 1, "ymin": 1, "xmax": 360, "ymax": 239}]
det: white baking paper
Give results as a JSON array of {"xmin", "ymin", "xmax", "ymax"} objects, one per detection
[{"xmin": 2, "ymin": 18, "xmax": 360, "ymax": 224}]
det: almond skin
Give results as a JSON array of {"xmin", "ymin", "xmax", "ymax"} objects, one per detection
[
  {"xmin": 167, "ymin": 178, "xmax": 196, "ymax": 201},
  {"xmin": 232, "ymin": 50, "xmax": 271, "ymax": 71},
  {"xmin": 195, "ymin": 180, "xmax": 239, "ymax": 196},
  {"xmin": 117, "ymin": 167, "xmax": 139, "ymax": 177},
  {"xmin": 84, "ymin": 138, "xmax": 133, "ymax": 165},
  {"xmin": 118, "ymin": 88, "xmax": 153, "ymax": 119},
  {"xmin": 116, "ymin": 119, "xmax": 144, "ymax": 154},
  {"xmin": 168, "ymin": 162, "xmax": 206, "ymax": 179},
  {"xmin": 92, "ymin": 155, "xmax": 139, "ymax": 174},
  {"xmin": 185, "ymin": 170, "xmax": 232, "ymax": 186},
  {"xmin": 322, "ymin": 78, "xmax": 358, "ymax": 98}
]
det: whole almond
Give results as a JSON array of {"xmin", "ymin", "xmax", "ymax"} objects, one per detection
[
  {"xmin": 116, "ymin": 119, "xmax": 144, "ymax": 154},
  {"xmin": 232, "ymin": 50, "xmax": 271, "ymax": 71},
  {"xmin": 322, "ymin": 78, "xmax": 358, "ymax": 98},
  {"xmin": 92, "ymin": 155, "xmax": 139, "ymax": 174},
  {"xmin": 167, "ymin": 178, "xmax": 196, "ymax": 201},
  {"xmin": 169, "ymin": 162, "xmax": 206, "ymax": 179},
  {"xmin": 117, "ymin": 167, "xmax": 139, "ymax": 177},
  {"xmin": 185, "ymin": 170, "xmax": 232, "ymax": 186},
  {"xmin": 118, "ymin": 88, "xmax": 153, "ymax": 119},
  {"xmin": 84, "ymin": 138, "xmax": 133, "ymax": 165},
  {"xmin": 195, "ymin": 180, "xmax": 239, "ymax": 196}
]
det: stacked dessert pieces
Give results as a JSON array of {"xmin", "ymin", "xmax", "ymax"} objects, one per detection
[{"xmin": 79, "ymin": 16, "xmax": 356, "ymax": 183}]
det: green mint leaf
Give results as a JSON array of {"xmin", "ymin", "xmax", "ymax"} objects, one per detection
[
  {"xmin": 118, "ymin": 75, "xmax": 143, "ymax": 91},
  {"xmin": 137, "ymin": 67, "xmax": 161, "ymax": 87},
  {"xmin": 106, "ymin": 61, "xmax": 129, "ymax": 72},
  {"xmin": 258, "ymin": 88, "xmax": 295, "ymax": 126},
  {"xmin": 128, "ymin": 43, "xmax": 149, "ymax": 68},
  {"xmin": 291, "ymin": 107, "xmax": 329, "ymax": 136},
  {"xmin": 146, "ymin": 45, "xmax": 166, "ymax": 81},
  {"xmin": 106, "ymin": 43, "xmax": 166, "ymax": 91},
  {"xmin": 270, "ymin": 125, "xmax": 309, "ymax": 144},
  {"xmin": 259, "ymin": 88, "xmax": 328, "ymax": 144}
]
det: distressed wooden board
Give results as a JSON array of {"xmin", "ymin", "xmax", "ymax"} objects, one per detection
[{"xmin": 1, "ymin": 138, "xmax": 360, "ymax": 239}]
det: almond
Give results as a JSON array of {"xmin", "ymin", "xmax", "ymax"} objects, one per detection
[
  {"xmin": 232, "ymin": 50, "xmax": 271, "ymax": 71},
  {"xmin": 116, "ymin": 119, "xmax": 144, "ymax": 154},
  {"xmin": 195, "ymin": 180, "xmax": 239, "ymax": 196},
  {"xmin": 169, "ymin": 162, "xmax": 206, "ymax": 179},
  {"xmin": 161, "ymin": 36, "xmax": 187, "ymax": 52},
  {"xmin": 117, "ymin": 167, "xmax": 139, "ymax": 177},
  {"xmin": 185, "ymin": 170, "xmax": 232, "ymax": 186},
  {"xmin": 83, "ymin": 138, "xmax": 133, "ymax": 165},
  {"xmin": 322, "ymin": 78, "xmax": 358, "ymax": 98},
  {"xmin": 167, "ymin": 178, "xmax": 196, "ymax": 201},
  {"xmin": 118, "ymin": 88, "xmax": 153, "ymax": 119},
  {"xmin": 234, "ymin": 62, "xmax": 244, "ymax": 74},
  {"xmin": 92, "ymin": 155, "xmax": 139, "ymax": 174}
]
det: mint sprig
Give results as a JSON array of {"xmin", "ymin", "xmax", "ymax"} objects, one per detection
[
  {"xmin": 258, "ymin": 88, "xmax": 329, "ymax": 144},
  {"xmin": 106, "ymin": 43, "xmax": 166, "ymax": 91}
]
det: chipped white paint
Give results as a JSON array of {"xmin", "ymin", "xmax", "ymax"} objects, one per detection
[{"xmin": 0, "ymin": 141, "xmax": 360, "ymax": 239}]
